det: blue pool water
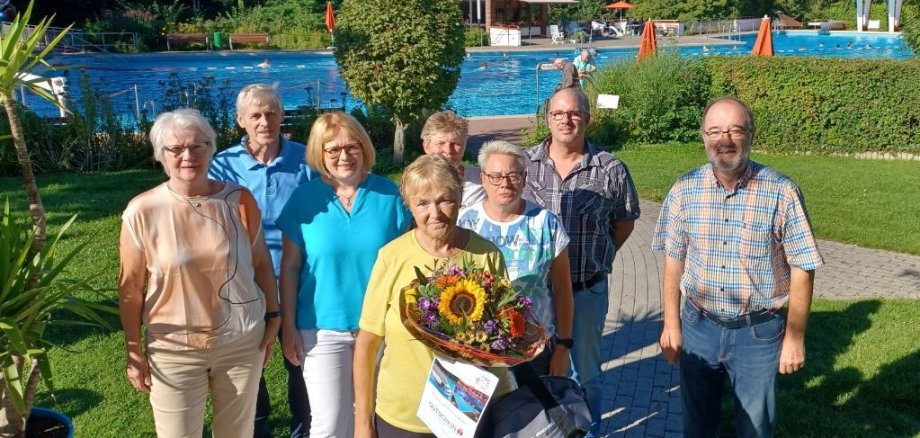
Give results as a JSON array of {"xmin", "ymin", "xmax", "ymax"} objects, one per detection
[{"xmin": 36, "ymin": 31, "xmax": 912, "ymax": 119}]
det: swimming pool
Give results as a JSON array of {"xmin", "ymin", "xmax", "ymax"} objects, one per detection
[{"xmin": 36, "ymin": 31, "xmax": 912, "ymax": 119}]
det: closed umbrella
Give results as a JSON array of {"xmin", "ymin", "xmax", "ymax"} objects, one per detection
[
  {"xmin": 325, "ymin": 1, "xmax": 336, "ymax": 34},
  {"xmin": 751, "ymin": 15, "xmax": 774, "ymax": 57},
  {"xmin": 637, "ymin": 20, "xmax": 656, "ymax": 61}
]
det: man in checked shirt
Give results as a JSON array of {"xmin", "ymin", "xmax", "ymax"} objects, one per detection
[
  {"xmin": 652, "ymin": 97, "xmax": 824, "ymax": 438},
  {"xmin": 523, "ymin": 87, "xmax": 641, "ymax": 437}
]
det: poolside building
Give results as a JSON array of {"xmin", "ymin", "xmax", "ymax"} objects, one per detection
[{"xmin": 459, "ymin": 0, "xmax": 579, "ymax": 37}]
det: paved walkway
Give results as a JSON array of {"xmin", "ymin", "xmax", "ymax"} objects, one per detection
[{"xmin": 468, "ymin": 116, "xmax": 920, "ymax": 437}]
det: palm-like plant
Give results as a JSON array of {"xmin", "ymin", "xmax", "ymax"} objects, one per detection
[
  {"xmin": 0, "ymin": 3, "xmax": 115, "ymax": 437},
  {"xmin": 0, "ymin": 0, "xmax": 72, "ymax": 256},
  {"xmin": 0, "ymin": 199, "xmax": 114, "ymax": 437}
]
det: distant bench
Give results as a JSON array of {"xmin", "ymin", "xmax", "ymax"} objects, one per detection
[
  {"xmin": 229, "ymin": 33, "xmax": 270, "ymax": 50},
  {"xmin": 165, "ymin": 33, "xmax": 211, "ymax": 51}
]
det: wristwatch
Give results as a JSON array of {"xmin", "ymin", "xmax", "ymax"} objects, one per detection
[
  {"xmin": 264, "ymin": 311, "xmax": 281, "ymax": 321},
  {"xmin": 555, "ymin": 338, "xmax": 574, "ymax": 349}
]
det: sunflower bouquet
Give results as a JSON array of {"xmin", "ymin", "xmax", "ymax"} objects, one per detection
[{"xmin": 399, "ymin": 259, "xmax": 547, "ymax": 367}]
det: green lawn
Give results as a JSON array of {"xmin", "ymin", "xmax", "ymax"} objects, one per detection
[
  {"xmin": 0, "ymin": 148, "xmax": 917, "ymax": 436},
  {"xmin": 615, "ymin": 143, "xmax": 920, "ymax": 255}
]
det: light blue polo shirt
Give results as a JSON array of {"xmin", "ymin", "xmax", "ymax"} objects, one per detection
[
  {"xmin": 209, "ymin": 135, "xmax": 316, "ymax": 277},
  {"xmin": 276, "ymin": 174, "xmax": 410, "ymax": 331}
]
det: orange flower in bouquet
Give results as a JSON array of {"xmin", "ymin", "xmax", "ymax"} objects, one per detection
[{"xmin": 399, "ymin": 259, "xmax": 547, "ymax": 367}]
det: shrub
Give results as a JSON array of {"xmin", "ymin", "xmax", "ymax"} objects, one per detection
[
  {"xmin": 704, "ymin": 57, "xmax": 920, "ymax": 154},
  {"xmin": 591, "ymin": 51, "xmax": 711, "ymax": 145},
  {"xmin": 464, "ymin": 26, "xmax": 487, "ymax": 47}
]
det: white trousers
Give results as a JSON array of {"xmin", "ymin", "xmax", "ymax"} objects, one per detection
[{"xmin": 299, "ymin": 329, "xmax": 357, "ymax": 438}]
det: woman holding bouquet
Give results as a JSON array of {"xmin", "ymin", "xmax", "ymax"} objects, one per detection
[
  {"xmin": 354, "ymin": 155, "xmax": 513, "ymax": 438},
  {"xmin": 277, "ymin": 112, "xmax": 410, "ymax": 437}
]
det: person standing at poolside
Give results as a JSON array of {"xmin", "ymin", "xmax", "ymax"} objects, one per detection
[
  {"xmin": 653, "ymin": 97, "xmax": 824, "ymax": 437},
  {"xmin": 572, "ymin": 49, "xmax": 597, "ymax": 89},
  {"xmin": 458, "ymin": 140, "xmax": 574, "ymax": 378},
  {"xmin": 523, "ymin": 87, "xmax": 641, "ymax": 437},
  {"xmin": 553, "ymin": 58, "xmax": 579, "ymax": 91},
  {"xmin": 209, "ymin": 84, "xmax": 315, "ymax": 438},
  {"xmin": 421, "ymin": 110, "xmax": 486, "ymax": 210}
]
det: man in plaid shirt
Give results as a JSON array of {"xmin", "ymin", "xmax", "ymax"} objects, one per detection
[
  {"xmin": 652, "ymin": 98, "xmax": 824, "ymax": 437},
  {"xmin": 524, "ymin": 88, "xmax": 641, "ymax": 437}
]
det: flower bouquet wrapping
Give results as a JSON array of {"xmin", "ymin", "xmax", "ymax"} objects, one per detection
[{"xmin": 399, "ymin": 259, "xmax": 547, "ymax": 367}]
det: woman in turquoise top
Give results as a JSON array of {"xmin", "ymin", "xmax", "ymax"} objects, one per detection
[{"xmin": 277, "ymin": 112, "xmax": 410, "ymax": 437}]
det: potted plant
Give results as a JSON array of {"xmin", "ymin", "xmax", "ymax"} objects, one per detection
[
  {"xmin": 0, "ymin": 2, "xmax": 115, "ymax": 437},
  {"xmin": 0, "ymin": 199, "xmax": 115, "ymax": 437}
]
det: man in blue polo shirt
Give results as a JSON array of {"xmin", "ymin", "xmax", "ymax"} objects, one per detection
[{"xmin": 210, "ymin": 84, "xmax": 316, "ymax": 438}]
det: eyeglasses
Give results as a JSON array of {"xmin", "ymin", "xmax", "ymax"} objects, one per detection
[
  {"xmin": 548, "ymin": 111, "xmax": 584, "ymax": 121},
  {"xmin": 483, "ymin": 172, "xmax": 524, "ymax": 185},
  {"xmin": 703, "ymin": 128, "xmax": 749, "ymax": 140},
  {"xmin": 163, "ymin": 142, "xmax": 209, "ymax": 157},
  {"xmin": 323, "ymin": 144, "xmax": 362, "ymax": 158}
]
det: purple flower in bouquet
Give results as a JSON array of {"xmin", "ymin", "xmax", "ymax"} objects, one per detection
[
  {"xmin": 518, "ymin": 295, "xmax": 533, "ymax": 307},
  {"xmin": 447, "ymin": 264, "xmax": 466, "ymax": 277},
  {"xmin": 418, "ymin": 298, "xmax": 432, "ymax": 311},
  {"xmin": 484, "ymin": 319, "xmax": 497, "ymax": 334},
  {"xmin": 491, "ymin": 336, "xmax": 510, "ymax": 351}
]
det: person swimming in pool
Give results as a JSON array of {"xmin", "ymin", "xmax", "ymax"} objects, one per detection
[{"xmin": 257, "ymin": 59, "xmax": 271, "ymax": 68}]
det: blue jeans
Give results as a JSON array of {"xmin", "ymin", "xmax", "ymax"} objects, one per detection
[
  {"xmin": 570, "ymin": 276, "xmax": 609, "ymax": 437},
  {"xmin": 679, "ymin": 303, "xmax": 784, "ymax": 438}
]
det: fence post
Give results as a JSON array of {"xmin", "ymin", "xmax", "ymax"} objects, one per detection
[
  {"xmin": 134, "ymin": 84, "xmax": 140, "ymax": 121},
  {"xmin": 316, "ymin": 79, "xmax": 321, "ymax": 111}
]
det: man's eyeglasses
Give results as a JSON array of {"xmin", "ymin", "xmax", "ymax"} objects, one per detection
[
  {"xmin": 483, "ymin": 172, "xmax": 524, "ymax": 185},
  {"xmin": 163, "ymin": 142, "xmax": 209, "ymax": 157},
  {"xmin": 703, "ymin": 128, "xmax": 749, "ymax": 140},
  {"xmin": 323, "ymin": 144, "xmax": 362, "ymax": 158},
  {"xmin": 548, "ymin": 111, "xmax": 584, "ymax": 121}
]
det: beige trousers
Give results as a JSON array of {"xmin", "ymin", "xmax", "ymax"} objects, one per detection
[{"xmin": 147, "ymin": 325, "xmax": 264, "ymax": 438}]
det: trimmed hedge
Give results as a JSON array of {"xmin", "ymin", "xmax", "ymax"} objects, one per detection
[{"xmin": 592, "ymin": 56, "xmax": 920, "ymax": 154}]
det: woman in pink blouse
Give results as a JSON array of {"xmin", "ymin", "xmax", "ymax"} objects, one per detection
[{"xmin": 118, "ymin": 108, "xmax": 280, "ymax": 437}]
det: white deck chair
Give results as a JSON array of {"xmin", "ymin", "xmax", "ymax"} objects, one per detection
[
  {"xmin": 550, "ymin": 25, "xmax": 565, "ymax": 44},
  {"xmin": 608, "ymin": 24, "xmax": 625, "ymax": 38}
]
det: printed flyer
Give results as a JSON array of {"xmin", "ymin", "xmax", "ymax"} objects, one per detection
[{"xmin": 417, "ymin": 358, "xmax": 499, "ymax": 437}]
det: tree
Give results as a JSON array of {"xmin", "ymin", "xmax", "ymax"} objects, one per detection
[
  {"xmin": 333, "ymin": 0, "xmax": 465, "ymax": 164},
  {"xmin": 0, "ymin": 1, "xmax": 71, "ymax": 258},
  {"xmin": 902, "ymin": 2, "xmax": 920, "ymax": 55}
]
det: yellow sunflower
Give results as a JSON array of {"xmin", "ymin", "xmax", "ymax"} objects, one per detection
[{"xmin": 438, "ymin": 279, "xmax": 487, "ymax": 324}]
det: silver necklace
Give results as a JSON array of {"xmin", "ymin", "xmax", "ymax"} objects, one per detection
[{"xmin": 337, "ymin": 191, "xmax": 355, "ymax": 207}]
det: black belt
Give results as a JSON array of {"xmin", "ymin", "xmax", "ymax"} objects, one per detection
[
  {"xmin": 688, "ymin": 299, "xmax": 778, "ymax": 329},
  {"xmin": 573, "ymin": 273, "xmax": 606, "ymax": 291}
]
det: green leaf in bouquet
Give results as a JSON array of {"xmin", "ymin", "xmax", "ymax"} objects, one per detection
[{"xmin": 413, "ymin": 266, "xmax": 428, "ymax": 285}]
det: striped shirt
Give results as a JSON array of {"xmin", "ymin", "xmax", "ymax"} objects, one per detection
[
  {"xmin": 651, "ymin": 162, "xmax": 824, "ymax": 318},
  {"xmin": 523, "ymin": 138, "xmax": 641, "ymax": 283}
]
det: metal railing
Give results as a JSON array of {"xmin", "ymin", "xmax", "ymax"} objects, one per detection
[{"xmin": 1, "ymin": 21, "xmax": 137, "ymax": 53}]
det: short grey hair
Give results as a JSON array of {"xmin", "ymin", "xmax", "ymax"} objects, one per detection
[
  {"xmin": 421, "ymin": 110, "xmax": 468, "ymax": 144},
  {"xmin": 236, "ymin": 83, "xmax": 282, "ymax": 115},
  {"xmin": 477, "ymin": 140, "xmax": 527, "ymax": 173},
  {"xmin": 149, "ymin": 108, "xmax": 217, "ymax": 172},
  {"xmin": 700, "ymin": 97, "xmax": 756, "ymax": 133}
]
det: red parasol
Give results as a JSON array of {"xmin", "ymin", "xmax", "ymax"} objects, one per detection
[
  {"xmin": 324, "ymin": 2, "xmax": 336, "ymax": 33},
  {"xmin": 605, "ymin": 1, "xmax": 634, "ymax": 10},
  {"xmin": 637, "ymin": 20, "xmax": 656, "ymax": 61},
  {"xmin": 751, "ymin": 16, "xmax": 774, "ymax": 57}
]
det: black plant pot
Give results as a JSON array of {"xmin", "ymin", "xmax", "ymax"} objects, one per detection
[{"xmin": 26, "ymin": 407, "xmax": 73, "ymax": 438}]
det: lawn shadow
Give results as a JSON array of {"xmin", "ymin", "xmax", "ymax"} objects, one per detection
[
  {"xmin": 33, "ymin": 387, "xmax": 104, "ymax": 418},
  {"xmin": 0, "ymin": 169, "xmax": 162, "ymax": 226},
  {"xmin": 773, "ymin": 299, "xmax": 913, "ymax": 437}
]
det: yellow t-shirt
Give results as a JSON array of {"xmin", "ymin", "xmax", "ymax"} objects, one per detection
[{"xmin": 359, "ymin": 230, "xmax": 513, "ymax": 433}]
